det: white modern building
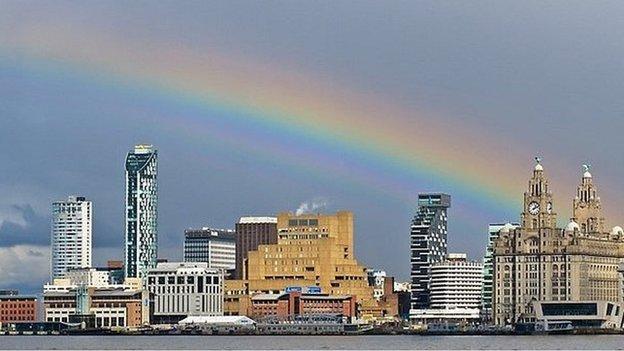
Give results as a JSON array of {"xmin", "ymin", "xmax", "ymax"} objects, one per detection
[
  {"xmin": 125, "ymin": 144, "xmax": 158, "ymax": 280},
  {"xmin": 184, "ymin": 228, "xmax": 236, "ymax": 270},
  {"xmin": 411, "ymin": 253, "xmax": 484, "ymax": 322},
  {"xmin": 65, "ymin": 268, "xmax": 111, "ymax": 287},
  {"xmin": 534, "ymin": 301, "xmax": 623, "ymax": 330},
  {"xmin": 43, "ymin": 275, "xmax": 143, "ymax": 293},
  {"xmin": 43, "ymin": 287, "xmax": 150, "ymax": 328},
  {"xmin": 50, "ymin": 196, "xmax": 92, "ymax": 280},
  {"xmin": 147, "ymin": 262, "xmax": 224, "ymax": 324},
  {"xmin": 366, "ymin": 269, "xmax": 387, "ymax": 300}
]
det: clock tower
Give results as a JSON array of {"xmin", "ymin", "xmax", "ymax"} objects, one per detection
[
  {"xmin": 572, "ymin": 165, "xmax": 605, "ymax": 234},
  {"xmin": 521, "ymin": 157, "xmax": 557, "ymax": 229}
]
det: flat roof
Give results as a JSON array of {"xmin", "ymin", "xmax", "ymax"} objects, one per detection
[
  {"xmin": 44, "ymin": 289, "xmax": 141, "ymax": 297},
  {"xmin": 0, "ymin": 295, "xmax": 37, "ymax": 300},
  {"xmin": 238, "ymin": 217, "xmax": 277, "ymax": 224}
]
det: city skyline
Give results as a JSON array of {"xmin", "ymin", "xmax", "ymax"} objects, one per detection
[{"xmin": 3, "ymin": 1, "xmax": 624, "ymax": 294}]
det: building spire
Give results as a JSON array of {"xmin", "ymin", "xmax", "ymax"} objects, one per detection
[
  {"xmin": 573, "ymin": 164, "xmax": 604, "ymax": 234},
  {"xmin": 582, "ymin": 164, "xmax": 592, "ymax": 178},
  {"xmin": 534, "ymin": 156, "xmax": 543, "ymax": 171}
]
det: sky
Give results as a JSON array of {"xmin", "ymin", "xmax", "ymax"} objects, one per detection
[{"xmin": 2, "ymin": 1, "xmax": 624, "ymax": 293}]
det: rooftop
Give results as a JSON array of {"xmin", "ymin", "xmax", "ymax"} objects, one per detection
[
  {"xmin": 238, "ymin": 217, "xmax": 277, "ymax": 224},
  {"xmin": 184, "ymin": 228, "xmax": 235, "ymax": 240},
  {"xmin": 0, "ymin": 295, "xmax": 37, "ymax": 300},
  {"xmin": 150, "ymin": 262, "xmax": 222, "ymax": 273}
]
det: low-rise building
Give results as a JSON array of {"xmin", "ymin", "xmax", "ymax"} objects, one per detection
[
  {"xmin": 250, "ymin": 290, "xmax": 356, "ymax": 321},
  {"xmin": 43, "ymin": 287, "xmax": 150, "ymax": 328},
  {"xmin": 147, "ymin": 262, "xmax": 224, "ymax": 324},
  {"xmin": 0, "ymin": 293, "xmax": 37, "ymax": 324},
  {"xmin": 224, "ymin": 280, "xmax": 251, "ymax": 316},
  {"xmin": 534, "ymin": 301, "xmax": 623, "ymax": 329}
]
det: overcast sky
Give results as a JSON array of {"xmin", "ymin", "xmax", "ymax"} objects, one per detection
[{"xmin": 2, "ymin": 1, "xmax": 624, "ymax": 293}]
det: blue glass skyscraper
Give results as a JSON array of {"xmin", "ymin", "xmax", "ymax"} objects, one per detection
[{"xmin": 125, "ymin": 144, "xmax": 158, "ymax": 279}]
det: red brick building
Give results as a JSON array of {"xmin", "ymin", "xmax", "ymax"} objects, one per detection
[
  {"xmin": 0, "ymin": 294, "xmax": 37, "ymax": 323},
  {"xmin": 251, "ymin": 291, "xmax": 356, "ymax": 319}
]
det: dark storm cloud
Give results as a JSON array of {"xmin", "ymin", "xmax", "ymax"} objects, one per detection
[{"xmin": 0, "ymin": 205, "xmax": 49, "ymax": 247}]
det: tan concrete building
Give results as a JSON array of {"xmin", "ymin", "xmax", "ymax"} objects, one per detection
[
  {"xmin": 225, "ymin": 211, "xmax": 376, "ymax": 316},
  {"xmin": 493, "ymin": 159, "xmax": 624, "ymax": 325}
]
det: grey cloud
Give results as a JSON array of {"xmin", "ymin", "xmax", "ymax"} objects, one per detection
[{"xmin": 0, "ymin": 205, "xmax": 49, "ymax": 247}]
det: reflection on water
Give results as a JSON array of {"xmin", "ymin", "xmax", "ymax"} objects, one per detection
[{"xmin": 0, "ymin": 335, "xmax": 622, "ymax": 350}]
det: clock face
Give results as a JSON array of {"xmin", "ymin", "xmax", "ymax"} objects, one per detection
[
  {"xmin": 547, "ymin": 202, "xmax": 553, "ymax": 214},
  {"xmin": 529, "ymin": 201, "xmax": 540, "ymax": 215}
]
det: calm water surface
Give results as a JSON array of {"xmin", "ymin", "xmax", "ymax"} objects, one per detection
[{"xmin": 1, "ymin": 335, "xmax": 623, "ymax": 350}]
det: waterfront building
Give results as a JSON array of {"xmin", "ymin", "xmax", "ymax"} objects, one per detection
[
  {"xmin": 51, "ymin": 196, "xmax": 92, "ymax": 280},
  {"xmin": 226, "ymin": 211, "xmax": 376, "ymax": 316},
  {"xmin": 234, "ymin": 217, "xmax": 277, "ymax": 279},
  {"xmin": 366, "ymin": 269, "xmax": 387, "ymax": 300},
  {"xmin": 533, "ymin": 301, "xmax": 623, "ymax": 329},
  {"xmin": 146, "ymin": 262, "xmax": 224, "ymax": 324},
  {"xmin": 482, "ymin": 222, "xmax": 519, "ymax": 321},
  {"xmin": 0, "ymin": 293, "xmax": 37, "ymax": 323},
  {"xmin": 184, "ymin": 228, "xmax": 236, "ymax": 270},
  {"xmin": 410, "ymin": 193, "xmax": 451, "ymax": 310},
  {"xmin": 250, "ymin": 290, "xmax": 356, "ymax": 321},
  {"xmin": 43, "ymin": 287, "xmax": 150, "ymax": 328},
  {"xmin": 224, "ymin": 279, "xmax": 251, "ymax": 316},
  {"xmin": 125, "ymin": 144, "xmax": 158, "ymax": 280},
  {"xmin": 410, "ymin": 253, "xmax": 483, "ymax": 322},
  {"xmin": 493, "ymin": 160, "xmax": 624, "ymax": 325}
]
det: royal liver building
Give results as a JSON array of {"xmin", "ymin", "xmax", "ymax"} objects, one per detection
[
  {"xmin": 125, "ymin": 144, "xmax": 158, "ymax": 279},
  {"xmin": 492, "ymin": 159, "xmax": 624, "ymax": 325}
]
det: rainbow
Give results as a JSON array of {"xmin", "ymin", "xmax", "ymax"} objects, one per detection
[{"xmin": 1, "ymin": 25, "xmax": 586, "ymax": 226}]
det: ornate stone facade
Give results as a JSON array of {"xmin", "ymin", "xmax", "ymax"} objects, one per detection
[{"xmin": 492, "ymin": 159, "xmax": 624, "ymax": 325}]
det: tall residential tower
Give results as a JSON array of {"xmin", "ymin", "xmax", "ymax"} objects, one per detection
[
  {"xmin": 124, "ymin": 144, "xmax": 158, "ymax": 279},
  {"xmin": 51, "ymin": 196, "xmax": 92, "ymax": 280},
  {"xmin": 410, "ymin": 193, "xmax": 451, "ymax": 311}
]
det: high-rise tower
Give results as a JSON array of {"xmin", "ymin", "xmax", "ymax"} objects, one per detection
[
  {"xmin": 51, "ymin": 196, "xmax": 92, "ymax": 280},
  {"xmin": 409, "ymin": 193, "xmax": 451, "ymax": 311},
  {"xmin": 125, "ymin": 144, "xmax": 158, "ymax": 279},
  {"xmin": 234, "ymin": 217, "xmax": 277, "ymax": 279}
]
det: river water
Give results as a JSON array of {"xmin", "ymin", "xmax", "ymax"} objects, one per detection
[{"xmin": 0, "ymin": 335, "xmax": 623, "ymax": 350}]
